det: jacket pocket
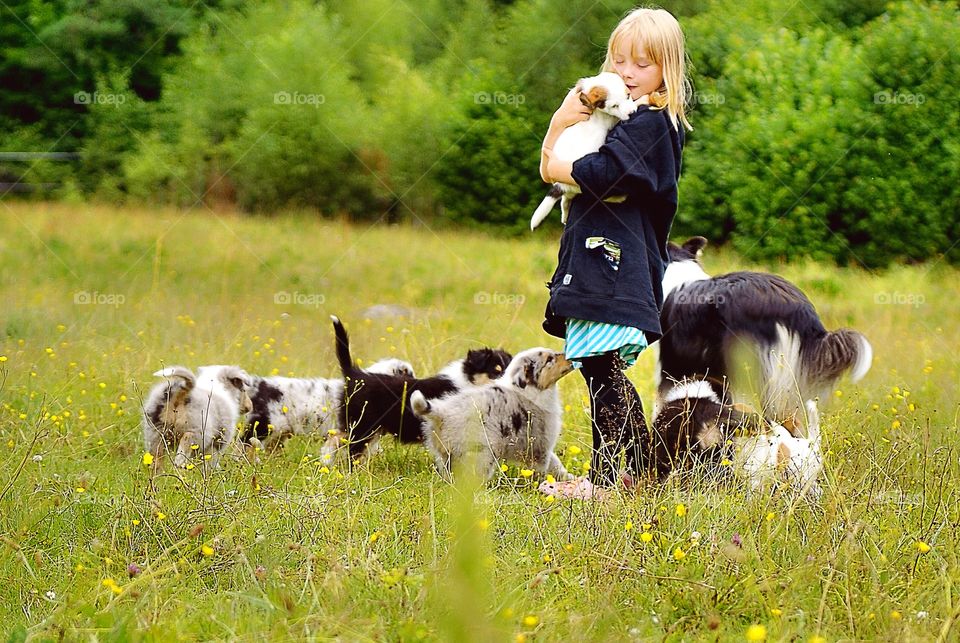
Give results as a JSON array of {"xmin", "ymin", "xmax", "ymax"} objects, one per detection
[{"xmin": 561, "ymin": 232, "xmax": 621, "ymax": 294}]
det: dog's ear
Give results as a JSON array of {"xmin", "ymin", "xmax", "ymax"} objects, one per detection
[
  {"xmin": 581, "ymin": 86, "xmax": 607, "ymax": 110},
  {"xmin": 696, "ymin": 420, "xmax": 724, "ymax": 449},
  {"xmin": 682, "ymin": 236, "xmax": 708, "ymax": 258},
  {"xmin": 776, "ymin": 442, "xmax": 793, "ymax": 471},
  {"xmin": 511, "ymin": 357, "xmax": 530, "ymax": 389}
]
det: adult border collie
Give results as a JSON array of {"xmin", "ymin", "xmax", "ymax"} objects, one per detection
[{"xmin": 656, "ymin": 237, "xmax": 872, "ymax": 434}]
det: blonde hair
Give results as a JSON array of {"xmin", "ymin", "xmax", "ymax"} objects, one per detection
[{"xmin": 601, "ymin": 7, "xmax": 692, "ymax": 131}]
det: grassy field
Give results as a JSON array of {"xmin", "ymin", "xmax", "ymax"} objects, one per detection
[{"xmin": 1, "ymin": 201, "xmax": 958, "ymax": 641}]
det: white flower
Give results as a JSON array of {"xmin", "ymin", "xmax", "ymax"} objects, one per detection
[
  {"xmin": 33, "ymin": 455, "xmax": 43, "ymax": 462},
  {"xmin": 45, "ymin": 590, "xmax": 56, "ymax": 600},
  {"xmin": 916, "ymin": 611, "xmax": 929, "ymax": 619}
]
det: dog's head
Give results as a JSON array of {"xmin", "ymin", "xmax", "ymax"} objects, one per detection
[
  {"xmin": 366, "ymin": 358, "xmax": 416, "ymax": 378},
  {"xmin": 506, "ymin": 348, "xmax": 574, "ymax": 391},
  {"xmin": 579, "ymin": 72, "xmax": 637, "ymax": 121},
  {"xmin": 462, "ymin": 348, "xmax": 513, "ymax": 385},
  {"xmin": 197, "ymin": 365, "xmax": 254, "ymax": 414},
  {"xmin": 771, "ymin": 424, "xmax": 824, "ymax": 500},
  {"xmin": 666, "ymin": 236, "xmax": 708, "ymax": 265}
]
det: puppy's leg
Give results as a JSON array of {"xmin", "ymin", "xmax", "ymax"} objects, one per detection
[
  {"xmin": 544, "ymin": 452, "xmax": 573, "ymax": 481},
  {"xmin": 474, "ymin": 449, "xmax": 500, "ymax": 483},
  {"xmin": 357, "ymin": 433, "xmax": 383, "ymax": 463},
  {"xmin": 145, "ymin": 432, "xmax": 166, "ymax": 477},
  {"xmin": 173, "ymin": 432, "xmax": 197, "ymax": 469}
]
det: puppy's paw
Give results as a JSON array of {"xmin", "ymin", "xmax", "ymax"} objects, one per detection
[{"xmin": 172, "ymin": 453, "xmax": 190, "ymax": 469}]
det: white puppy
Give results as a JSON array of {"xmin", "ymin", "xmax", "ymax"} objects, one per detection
[
  {"xmin": 734, "ymin": 400, "xmax": 824, "ymax": 500},
  {"xmin": 410, "ymin": 348, "xmax": 575, "ymax": 481},
  {"xmin": 142, "ymin": 365, "xmax": 253, "ymax": 471},
  {"xmin": 530, "ymin": 72, "xmax": 638, "ymax": 230}
]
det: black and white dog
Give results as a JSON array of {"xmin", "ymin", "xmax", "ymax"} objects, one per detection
[
  {"xmin": 656, "ymin": 237, "xmax": 872, "ymax": 435},
  {"xmin": 325, "ymin": 316, "xmax": 513, "ymax": 461},
  {"xmin": 242, "ymin": 357, "xmax": 414, "ymax": 452}
]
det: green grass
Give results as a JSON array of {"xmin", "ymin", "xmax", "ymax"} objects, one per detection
[{"xmin": 1, "ymin": 201, "xmax": 958, "ymax": 641}]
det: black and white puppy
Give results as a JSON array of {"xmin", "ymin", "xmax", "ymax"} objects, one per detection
[
  {"xmin": 242, "ymin": 358, "xmax": 415, "ymax": 452},
  {"xmin": 656, "ymin": 236, "xmax": 872, "ymax": 435},
  {"xmin": 142, "ymin": 365, "xmax": 252, "ymax": 471},
  {"xmin": 325, "ymin": 316, "xmax": 513, "ymax": 461},
  {"xmin": 411, "ymin": 348, "xmax": 575, "ymax": 481},
  {"xmin": 530, "ymin": 72, "xmax": 638, "ymax": 230},
  {"xmin": 649, "ymin": 376, "xmax": 763, "ymax": 480}
]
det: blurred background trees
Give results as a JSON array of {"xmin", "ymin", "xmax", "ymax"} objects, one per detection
[{"xmin": 1, "ymin": 0, "xmax": 956, "ymax": 266}]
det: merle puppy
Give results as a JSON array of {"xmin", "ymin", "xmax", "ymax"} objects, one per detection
[{"xmin": 326, "ymin": 316, "xmax": 512, "ymax": 461}]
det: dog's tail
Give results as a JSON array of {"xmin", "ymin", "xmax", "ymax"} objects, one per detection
[
  {"xmin": 530, "ymin": 184, "xmax": 564, "ymax": 231},
  {"xmin": 153, "ymin": 366, "xmax": 196, "ymax": 390},
  {"xmin": 803, "ymin": 328, "xmax": 873, "ymax": 385},
  {"xmin": 804, "ymin": 399, "xmax": 821, "ymax": 448},
  {"xmin": 330, "ymin": 315, "xmax": 354, "ymax": 375},
  {"xmin": 409, "ymin": 390, "xmax": 431, "ymax": 417}
]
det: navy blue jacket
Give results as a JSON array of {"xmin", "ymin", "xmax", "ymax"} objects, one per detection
[{"xmin": 543, "ymin": 105, "xmax": 684, "ymax": 343}]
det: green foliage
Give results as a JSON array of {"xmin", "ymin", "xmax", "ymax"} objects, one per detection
[
  {"xmin": 677, "ymin": 0, "xmax": 960, "ymax": 266},
  {"xmin": 3, "ymin": 0, "xmax": 959, "ymax": 264}
]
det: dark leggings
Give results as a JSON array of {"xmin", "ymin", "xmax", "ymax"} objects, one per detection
[{"xmin": 578, "ymin": 351, "xmax": 650, "ymax": 486}]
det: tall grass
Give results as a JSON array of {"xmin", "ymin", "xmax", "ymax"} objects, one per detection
[{"xmin": 0, "ymin": 202, "xmax": 957, "ymax": 640}]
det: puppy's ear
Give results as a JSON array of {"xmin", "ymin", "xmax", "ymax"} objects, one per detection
[
  {"xmin": 697, "ymin": 420, "xmax": 723, "ymax": 449},
  {"xmin": 682, "ymin": 236, "xmax": 708, "ymax": 258},
  {"xmin": 582, "ymin": 86, "xmax": 607, "ymax": 110},
  {"xmin": 511, "ymin": 357, "xmax": 530, "ymax": 389}
]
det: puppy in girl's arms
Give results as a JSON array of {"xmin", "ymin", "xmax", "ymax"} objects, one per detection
[{"xmin": 530, "ymin": 72, "xmax": 637, "ymax": 230}]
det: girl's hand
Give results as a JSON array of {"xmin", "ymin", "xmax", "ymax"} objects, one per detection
[{"xmin": 550, "ymin": 88, "xmax": 593, "ymax": 130}]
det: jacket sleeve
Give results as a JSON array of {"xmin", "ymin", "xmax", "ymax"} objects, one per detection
[{"xmin": 570, "ymin": 110, "xmax": 675, "ymax": 201}]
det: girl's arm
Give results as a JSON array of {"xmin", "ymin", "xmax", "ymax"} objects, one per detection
[
  {"xmin": 543, "ymin": 148, "xmax": 575, "ymax": 185},
  {"xmin": 540, "ymin": 89, "xmax": 592, "ymax": 183}
]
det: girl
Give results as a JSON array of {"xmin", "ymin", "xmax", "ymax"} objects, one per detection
[{"xmin": 540, "ymin": 8, "xmax": 692, "ymax": 488}]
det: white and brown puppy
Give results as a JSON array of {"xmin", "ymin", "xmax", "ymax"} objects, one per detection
[
  {"xmin": 411, "ymin": 348, "xmax": 575, "ymax": 481},
  {"xmin": 142, "ymin": 365, "xmax": 252, "ymax": 471},
  {"xmin": 244, "ymin": 358, "xmax": 415, "ymax": 453},
  {"xmin": 530, "ymin": 72, "xmax": 638, "ymax": 230},
  {"xmin": 734, "ymin": 399, "xmax": 824, "ymax": 500}
]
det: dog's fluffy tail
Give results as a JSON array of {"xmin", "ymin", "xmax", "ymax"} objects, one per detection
[
  {"xmin": 530, "ymin": 184, "xmax": 564, "ymax": 230},
  {"xmin": 330, "ymin": 315, "xmax": 354, "ymax": 375},
  {"xmin": 153, "ymin": 366, "xmax": 196, "ymax": 390},
  {"xmin": 409, "ymin": 390, "xmax": 431, "ymax": 417},
  {"xmin": 804, "ymin": 328, "xmax": 873, "ymax": 384}
]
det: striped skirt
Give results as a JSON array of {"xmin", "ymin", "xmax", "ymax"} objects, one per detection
[{"xmin": 564, "ymin": 318, "xmax": 649, "ymax": 368}]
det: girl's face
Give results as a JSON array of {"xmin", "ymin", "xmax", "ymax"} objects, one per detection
[{"xmin": 612, "ymin": 47, "xmax": 663, "ymax": 101}]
